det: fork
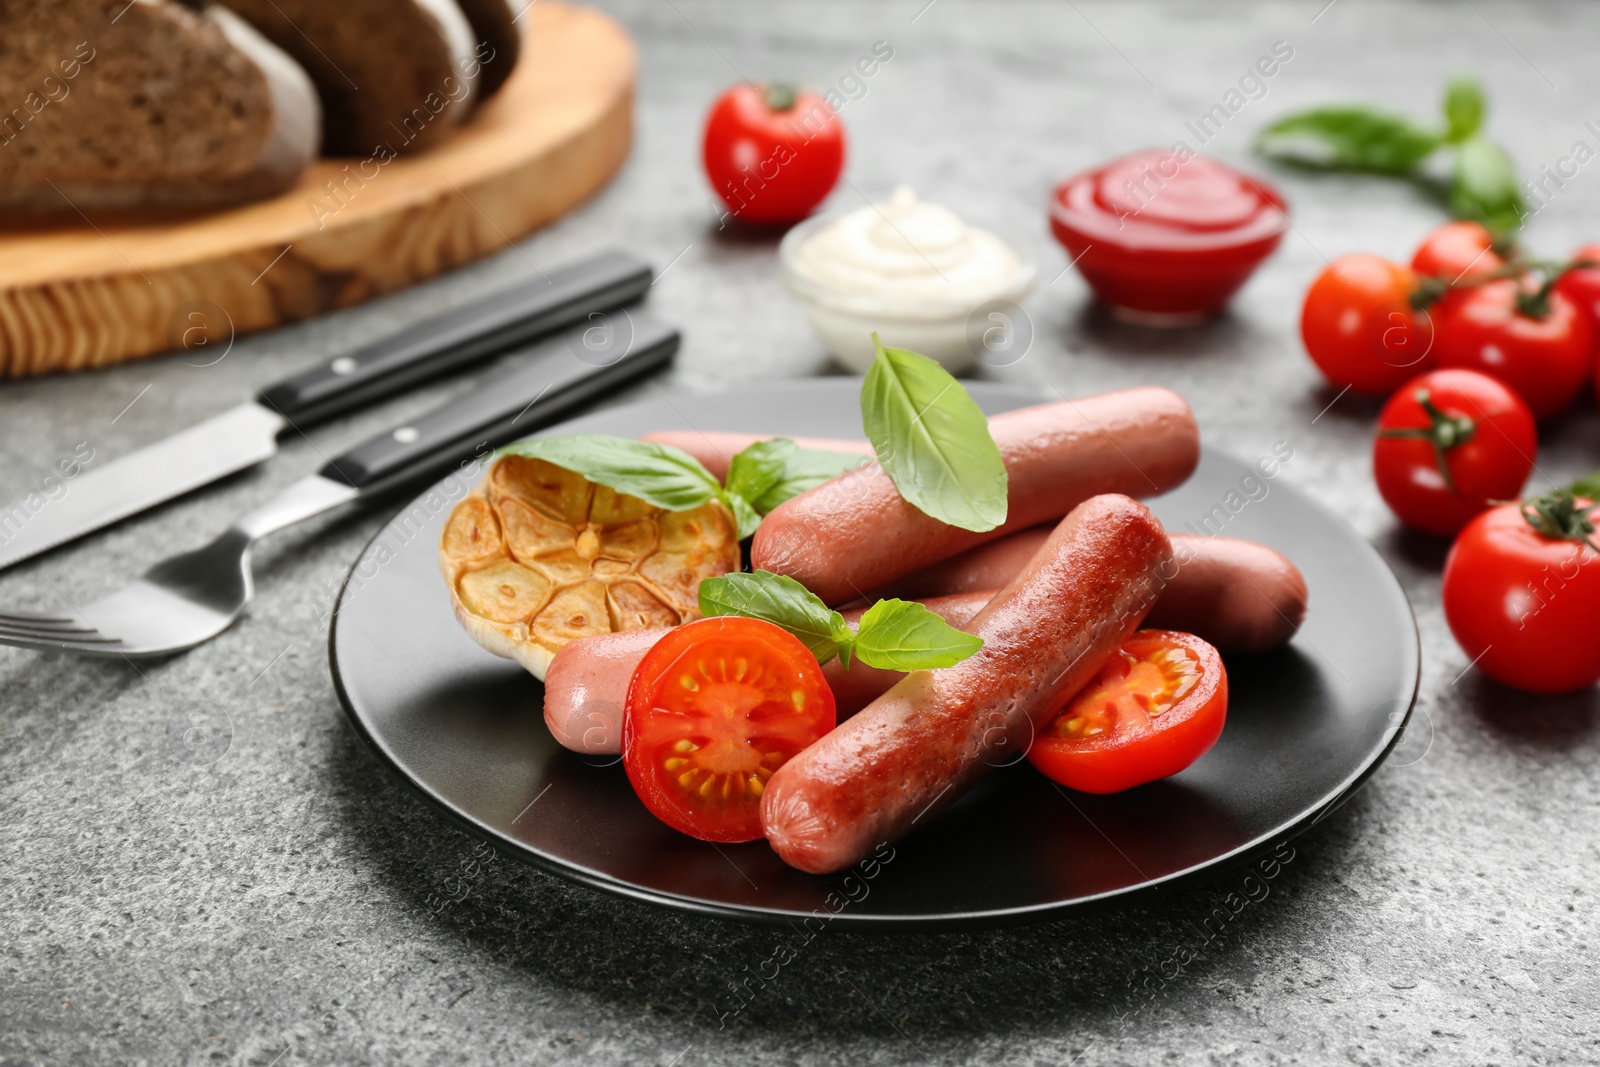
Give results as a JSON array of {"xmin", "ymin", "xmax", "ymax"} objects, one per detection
[{"xmin": 0, "ymin": 315, "xmax": 678, "ymax": 658}]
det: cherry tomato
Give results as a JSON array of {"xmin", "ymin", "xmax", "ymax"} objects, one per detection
[
  {"xmin": 1442, "ymin": 493, "xmax": 1600, "ymax": 694},
  {"xmin": 1410, "ymin": 221, "xmax": 1505, "ymax": 282},
  {"xmin": 702, "ymin": 83, "xmax": 845, "ymax": 227},
  {"xmin": 1026, "ymin": 630, "xmax": 1227, "ymax": 794},
  {"xmin": 622, "ymin": 616, "xmax": 835, "ymax": 841},
  {"xmin": 1373, "ymin": 369, "xmax": 1537, "ymax": 537},
  {"xmin": 1301, "ymin": 253, "xmax": 1435, "ymax": 394},
  {"xmin": 1433, "ymin": 278, "xmax": 1592, "ymax": 419},
  {"xmin": 1551, "ymin": 241, "xmax": 1600, "ymax": 336}
]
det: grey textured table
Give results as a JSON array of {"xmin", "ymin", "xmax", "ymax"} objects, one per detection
[{"xmin": 4, "ymin": 2, "xmax": 1599, "ymax": 1064}]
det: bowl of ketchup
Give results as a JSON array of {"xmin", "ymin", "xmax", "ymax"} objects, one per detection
[{"xmin": 1049, "ymin": 148, "xmax": 1287, "ymax": 325}]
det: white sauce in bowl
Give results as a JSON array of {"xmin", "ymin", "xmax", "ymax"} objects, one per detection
[
  {"xmin": 789, "ymin": 187, "xmax": 1023, "ymax": 311},
  {"xmin": 779, "ymin": 187, "xmax": 1034, "ymax": 372}
]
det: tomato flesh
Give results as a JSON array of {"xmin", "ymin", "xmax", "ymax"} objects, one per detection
[
  {"xmin": 623, "ymin": 616, "xmax": 835, "ymax": 841},
  {"xmin": 1027, "ymin": 630, "xmax": 1227, "ymax": 794}
]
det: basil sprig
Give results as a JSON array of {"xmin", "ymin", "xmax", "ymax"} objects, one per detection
[
  {"xmin": 698, "ymin": 570, "xmax": 983, "ymax": 670},
  {"xmin": 724, "ymin": 437, "xmax": 867, "ymax": 516},
  {"xmin": 497, "ymin": 434, "xmax": 865, "ymax": 539},
  {"xmin": 851, "ymin": 597, "xmax": 986, "ymax": 670},
  {"xmin": 750, "ymin": 444, "xmax": 869, "ymax": 513},
  {"xmin": 1256, "ymin": 108, "xmax": 1441, "ymax": 175},
  {"xmin": 860, "ymin": 333, "xmax": 1008, "ymax": 533},
  {"xmin": 1256, "ymin": 74, "xmax": 1526, "ymax": 234},
  {"xmin": 501, "ymin": 334, "xmax": 1010, "ymax": 540},
  {"xmin": 497, "ymin": 435, "xmax": 719, "ymax": 510},
  {"xmin": 1450, "ymin": 135, "xmax": 1521, "ymax": 236}
]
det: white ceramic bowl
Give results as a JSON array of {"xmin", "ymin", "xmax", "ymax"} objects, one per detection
[{"xmin": 778, "ymin": 211, "xmax": 1037, "ymax": 374}]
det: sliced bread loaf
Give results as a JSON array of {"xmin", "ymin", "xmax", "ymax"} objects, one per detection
[
  {"xmin": 221, "ymin": 0, "xmax": 481, "ymax": 155},
  {"xmin": 0, "ymin": 0, "xmax": 319, "ymax": 213},
  {"xmin": 454, "ymin": 0, "xmax": 521, "ymax": 98}
]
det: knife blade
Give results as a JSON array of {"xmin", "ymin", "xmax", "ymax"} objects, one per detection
[
  {"xmin": 0, "ymin": 249, "xmax": 653, "ymax": 572},
  {"xmin": 0, "ymin": 404, "xmax": 287, "ymax": 572}
]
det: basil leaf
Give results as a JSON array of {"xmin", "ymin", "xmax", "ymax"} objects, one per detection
[
  {"xmin": 1450, "ymin": 135, "xmax": 1525, "ymax": 235},
  {"xmin": 726, "ymin": 438, "xmax": 796, "ymax": 507},
  {"xmin": 751, "ymin": 447, "xmax": 871, "ymax": 514},
  {"xmin": 497, "ymin": 434, "xmax": 722, "ymax": 511},
  {"xmin": 1256, "ymin": 107, "xmax": 1442, "ymax": 174},
  {"xmin": 700, "ymin": 571, "xmax": 984, "ymax": 672},
  {"xmin": 852, "ymin": 598, "xmax": 984, "ymax": 671},
  {"xmin": 860, "ymin": 335, "xmax": 1008, "ymax": 533},
  {"xmin": 1570, "ymin": 469, "xmax": 1600, "ymax": 501},
  {"xmin": 722, "ymin": 490, "xmax": 763, "ymax": 541},
  {"xmin": 698, "ymin": 571, "xmax": 849, "ymax": 662},
  {"xmin": 1443, "ymin": 75, "xmax": 1484, "ymax": 143}
]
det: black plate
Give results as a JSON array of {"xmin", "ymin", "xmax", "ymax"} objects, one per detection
[{"xmin": 330, "ymin": 381, "xmax": 1419, "ymax": 929}]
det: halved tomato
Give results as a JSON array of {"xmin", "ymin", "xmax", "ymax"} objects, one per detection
[
  {"xmin": 1027, "ymin": 629, "xmax": 1228, "ymax": 794},
  {"xmin": 622, "ymin": 616, "xmax": 836, "ymax": 841}
]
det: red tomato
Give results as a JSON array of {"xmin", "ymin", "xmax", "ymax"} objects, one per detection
[
  {"xmin": 1373, "ymin": 369, "xmax": 1537, "ymax": 537},
  {"xmin": 1551, "ymin": 241, "xmax": 1600, "ymax": 336},
  {"xmin": 622, "ymin": 616, "xmax": 835, "ymax": 842},
  {"xmin": 1410, "ymin": 221, "xmax": 1505, "ymax": 282},
  {"xmin": 1433, "ymin": 279, "xmax": 1593, "ymax": 419},
  {"xmin": 1026, "ymin": 630, "xmax": 1227, "ymax": 794},
  {"xmin": 1442, "ymin": 494, "xmax": 1600, "ymax": 693},
  {"xmin": 1301, "ymin": 253, "xmax": 1435, "ymax": 394},
  {"xmin": 702, "ymin": 83, "xmax": 845, "ymax": 226}
]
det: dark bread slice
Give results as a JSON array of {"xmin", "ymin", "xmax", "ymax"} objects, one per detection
[
  {"xmin": 221, "ymin": 0, "xmax": 481, "ymax": 155},
  {"xmin": 0, "ymin": 0, "xmax": 319, "ymax": 213},
  {"xmin": 454, "ymin": 0, "xmax": 521, "ymax": 98}
]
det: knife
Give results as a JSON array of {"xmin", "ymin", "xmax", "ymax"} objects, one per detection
[
  {"xmin": 0, "ymin": 249, "xmax": 653, "ymax": 571},
  {"xmin": 231, "ymin": 311, "xmax": 679, "ymax": 544}
]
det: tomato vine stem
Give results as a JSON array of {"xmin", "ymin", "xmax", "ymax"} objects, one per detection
[
  {"xmin": 1519, "ymin": 490, "xmax": 1600, "ymax": 555},
  {"xmin": 1378, "ymin": 388, "xmax": 1475, "ymax": 493}
]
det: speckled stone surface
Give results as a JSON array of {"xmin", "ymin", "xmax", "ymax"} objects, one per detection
[{"xmin": 3, "ymin": 2, "xmax": 1599, "ymax": 1064}]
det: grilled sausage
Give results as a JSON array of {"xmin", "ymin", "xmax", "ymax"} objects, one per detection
[
  {"xmin": 750, "ymin": 389, "xmax": 1198, "ymax": 605},
  {"xmin": 872, "ymin": 528, "xmax": 1307, "ymax": 653},
  {"xmin": 1144, "ymin": 534, "xmax": 1307, "ymax": 653},
  {"xmin": 761, "ymin": 494, "xmax": 1172, "ymax": 874}
]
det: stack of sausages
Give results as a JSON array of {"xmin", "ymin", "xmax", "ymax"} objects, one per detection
[{"xmin": 544, "ymin": 388, "xmax": 1308, "ymax": 873}]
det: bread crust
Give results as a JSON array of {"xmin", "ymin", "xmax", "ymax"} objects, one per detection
[
  {"xmin": 454, "ymin": 0, "xmax": 522, "ymax": 98},
  {"xmin": 206, "ymin": 7, "xmax": 320, "ymax": 196},
  {"xmin": 0, "ymin": 0, "xmax": 320, "ymax": 213},
  {"xmin": 222, "ymin": 0, "xmax": 482, "ymax": 155}
]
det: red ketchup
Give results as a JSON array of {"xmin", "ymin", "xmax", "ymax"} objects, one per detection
[{"xmin": 1050, "ymin": 148, "xmax": 1287, "ymax": 324}]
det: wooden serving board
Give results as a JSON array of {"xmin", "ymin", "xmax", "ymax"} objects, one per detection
[{"xmin": 0, "ymin": 2, "xmax": 635, "ymax": 379}]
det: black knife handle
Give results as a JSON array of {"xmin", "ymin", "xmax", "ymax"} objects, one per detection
[
  {"xmin": 319, "ymin": 309, "xmax": 679, "ymax": 493},
  {"xmin": 256, "ymin": 249, "xmax": 653, "ymax": 423}
]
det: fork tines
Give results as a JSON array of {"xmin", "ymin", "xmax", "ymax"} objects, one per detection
[{"xmin": 0, "ymin": 612, "xmax": 123, "ymax": 650}]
